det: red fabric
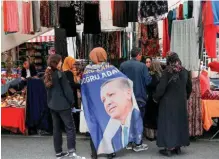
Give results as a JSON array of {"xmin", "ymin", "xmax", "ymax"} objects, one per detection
[
  {"xmin": 199, "ymin": 71, "xmax": 211, "ymax": 96},
  {"xmin": 162, "ymin": 18, "xmax": 170, "ymax": 57},
  {"xmin": 1, "ymin": 108, "xmax": 26, "ymax": 134},
  {"xmin": 208, "ymin": 61, "xmax": 219, "ymax": 72},
  {"xmin": 178, "ymin": 4, "xmax": 183, "ymax": 20},
  {"xmin": 202, "ymin": 90, "xmax": 219, "ymax": 100},
  {"xmin": 203, "ymin": 1, "xmax": 219, "ymax": 58}
]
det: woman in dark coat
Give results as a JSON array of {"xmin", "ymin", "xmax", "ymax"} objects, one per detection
[
  {"xmin": 153, "ymin": 52, "xmax": 192, "ymax": 156},
  {"xmin": 145, "ymin": 60, "xmax": 162, "ymax": 140}
]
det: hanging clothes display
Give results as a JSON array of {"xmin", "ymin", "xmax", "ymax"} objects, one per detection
[
  {"xmin": 162, "ymin": 18, "xmax": 170, "ymax": 58},
  {"xmin": 112, "ymin": 1, "xmax": 128, "ymax": 27},
  {"xmin": 170, "ymin": 19, "xmax": 199, "ymax": 71},
  {"xmin": 140, "ymin": 24, "xmax": 160, "ymax": 57},
  {"xmin": 32, "ymin": 1, "xmax": 41, "ymax": 32},
  {"xmin": 59, "ymin": 7, "xmax": 77, "ymax": 37},
  {"xmin": 127, "ymin": 1, "xmax": 139, "ymax": 22},
  {"xmin": 40, "ymin": 0, "xmax": 50, "ymax": 27},
  {"xmin": 55, "ymin": 28, "xmax": 68, "ymax": 59},
  {"xmin": 84, "ymin": 3, "xmax": 101, "ymax": 34},
  {"xmin": 3, "ymin": 1, "xmax": 19, "ymax": 33},
  {"xmin": 211, "ymin": 1, "xmax": 219, "ymax": 25},
  {"xmin": 138, "ymin": 0, "xmax": 168, "ymax": 24},
  {"xmin": 187, "ymin": 77, "xmax": 203, "ymax": 137},
  {"xmin": 22, "ymin": 2, "xmax": 31, "ymax": 34}
]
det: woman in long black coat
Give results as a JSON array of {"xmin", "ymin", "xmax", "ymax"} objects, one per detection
[{"xmin": 153, "ymin": 52, "xmax": 192, "ymax": 157}]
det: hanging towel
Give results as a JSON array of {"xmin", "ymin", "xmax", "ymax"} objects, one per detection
[
  {"xmin": 22, "ymin": 2, "xmax": 31, "ymax": 34},
  {"xmin": 162, "ymin": 18, "xmax": 170, "ymax": 58},
  {"xmin": 170, "ymin": 19, "xmax": 199, "ymax": 71},
  {"xmin": 183, "ymin": 1, "xmax": 188, "ymax": 19}
]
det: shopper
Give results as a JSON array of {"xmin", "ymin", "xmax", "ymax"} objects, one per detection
[
  {"xmin": 44, "ymin": 54, "xmax": 79, "ymax": 159},
  {"xmin": 120, "ymin": 47, "xmax": 151, "ymax": 152},
  {"xmin": 62, "ymin": 56, "xmax": 81, "ymax": 132},
  {"xmin": 145, "ymin": 60, "xmax": 162, "ymax": 141},
  {"xmin": 153, "ymin": 52, "xmax": 192, "ymax": 157},
  {"xmin": 21, "ymin": 57, "xmax": 37, "ymax": 80},
  {"xmin": 145, "ymin": 57, "xmax": 153, "ymax": 69},
  {"xmin": 83, "ymin": 47, "xmax": 116, "ymax": 159}
]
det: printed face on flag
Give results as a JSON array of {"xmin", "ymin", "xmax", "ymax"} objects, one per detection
[{"xmin": 100, "ymin": 78, "xmax": 133, "ymax": 121}]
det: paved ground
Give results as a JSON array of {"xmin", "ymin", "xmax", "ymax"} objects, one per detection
[{"xmin": 1, "ymin": 135, "xmax": 219, "ymax": 159}]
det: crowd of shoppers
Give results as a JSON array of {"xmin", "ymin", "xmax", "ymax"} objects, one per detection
[{"xmin": 43, "ymin": 47, "xmax": 192, "ymax": 158}]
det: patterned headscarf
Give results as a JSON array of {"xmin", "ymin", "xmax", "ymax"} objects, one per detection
[{"xmin": 89, "ymin": 47, "xmax": 107, "ymax": 64}]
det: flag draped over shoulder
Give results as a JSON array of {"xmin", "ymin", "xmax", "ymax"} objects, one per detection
[{"xmin": 81, "ymin": 64, "xmax": 143, "ymax": 154}]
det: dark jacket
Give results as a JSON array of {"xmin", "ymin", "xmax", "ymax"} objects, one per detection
[
  {"xmin": 64, "ymin": 70, "xmax": 80, "ymax": 108},
  {"xmin": 153, "ymin": 68, "xmax": 192, "ymax": 148},
  {"xmin": 21, "ymin": 64, "xmax": 37, "ymax": 79},
  {"xmin": 47, "ymin": 70, "xmax": 74, "ymax": 111},
  {"xmin": 120, "ymin": 58, "xmax": 152, "ymax": 105}
]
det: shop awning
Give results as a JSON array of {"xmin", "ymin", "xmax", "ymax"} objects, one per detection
[{"xmin": 27, "ymin": 35, "xmax": 55, "ymax": 42}]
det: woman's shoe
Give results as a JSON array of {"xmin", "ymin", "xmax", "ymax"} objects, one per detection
[
  {"xmin": 174, "ymin": 147, "xmax": 181, "ymax": 155},
  {"xmin": 91, "ymin": 154, "xmax": 97, "ymax": 159},
  {"xmin": 159, "ymin": 149, "xmax": 172, "ymax": 157},
  {"xmin": 107, "ymin": 153, "xmax": 116, "ymax": 159}
]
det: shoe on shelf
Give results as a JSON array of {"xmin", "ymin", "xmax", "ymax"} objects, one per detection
[
  {"xmin": 56, "ymin": 152, "xmax": 69, "ymax": 159},
  {"xmin": 126, "ymin": 143, "xmax": 133, "ymax": 150},
  {"xmin": 133, "ymin": 144, "xmax": 149, "ymax": 152},
  {"xmin": 159, "ymin": 149, "xmax": 173, "ymax": 157}
]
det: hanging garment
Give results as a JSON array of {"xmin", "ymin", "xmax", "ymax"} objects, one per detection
[
  {"xmin": 178, "ymin": 4, "xmax": 183, "ymax": 20},
  {"xmin": 22, "ymin": 2, "xmax": 31, "ymax": 34},
  {"xmin": 167, "ymin": 10, "xmax": 173, "ymax": 39},
  {"xmin": 187, "ymin": 78, "xmax": 203, "ymax": 137},
  {"xmin": 127, "ymin": 1, "xmax": 139, "ymax": 22},
  {"xmin": 84, "ymin": 3, "xmax": 101, "ymax": 34},
  {"xmin": 59, "ymin": 7, "xmax": 77, "ymax": 37},
  {"xmin": 32, "ymin": 1, "xmax": 41, "ymax": 32},
  {"xmin": 70, "ymin": 1, "xmax": 84, "ymax": 25},
  {"xmin": 113, "ymin": 1, "xmax": 128, "ymax": 27},
  {"xmin": 140, "ymin": 24, "xmax": 160, "ymax": 57},
  {"xmin": 192, "ymin": 0, "xmax": 201, "ymax": 27},
  {"xmin": 170, "ymin": 19, "xmax": 199, "ymax": 71},
  {"xmin": 55, "ymin": 28, "xmax": 68, "ymax": 59},
  {"xmin": 49, "ymin": 1, "xmax": 58, "ymax": 27},
  {"xmin": 40, "ymin": 0, "xmax": 50, "ymax": 27},
  {"xmin": 29, "ymin": 2, "xmax": 34, "ymax": 33},
  {"xmin": 212, "ymin": 1, "xmax": 219, "ymax": 25},
  {"xmin": 188, "ymin": 0, "xmax": 193, "ymax": 19},
  {"xmin": 100, "ymin": 0, "xmax": 112, "ymax": 20},
  {"xmin": 176, "ymin": 7, "xmax": 179, "ymax": 20},
  {"xmin": 183, "ymin": 1, "xmax": 188, "ymax": 19},
  {"xmin": 67, "ymin": 37, "xmax": 77, "ymax": 58},
  {"xmin": 139, "ymin": 0, "xmax": 168, "ymax": 24},
  {"xmin": 203, "ymin": 1, "xmax": 219, "ymax": 58},
  {"xmin": 3, "ymin": 1, "xmax": 19, "ymax": 33},
  {"xmin": 162, "ymin": 18, "xmax": 170, "ymax": 58},
  {"xmin": 172, "ymin": 9, "xmax": 176, "ymax": 20}
]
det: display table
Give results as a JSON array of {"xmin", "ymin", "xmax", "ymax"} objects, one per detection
[
  {"xmin": 1, "ymin": 78, "xmax": 22, "ymax": 95},
  {"xmin": 202, "ymin": 100, "xmax": 219, "ymax": 131},
  {"xmin": 1, "ymin": 107, "xmax": 27, "ymax": 134}
]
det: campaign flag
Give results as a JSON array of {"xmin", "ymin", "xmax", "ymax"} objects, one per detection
[{"xmin": 81, "ymin": 65, "xmax": 143, "ymax": 154}]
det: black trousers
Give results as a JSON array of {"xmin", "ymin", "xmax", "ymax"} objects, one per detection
[{"xmin": 50, "ymin": 109, "xmax": 76, "ymax": 154}]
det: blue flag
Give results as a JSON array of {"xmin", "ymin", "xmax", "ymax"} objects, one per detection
[{"xmin": 81, "ymin": 65, "xmax": 143, "ymax": 154}]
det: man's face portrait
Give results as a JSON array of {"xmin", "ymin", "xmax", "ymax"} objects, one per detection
[{"xmin": 100, "ymin": 79, "xmax": 133, "ymax": 120}]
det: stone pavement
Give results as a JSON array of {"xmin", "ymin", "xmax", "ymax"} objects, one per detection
[{"xmin": 1, "ymin": 135, "xmax": 219, "ymax": 159}]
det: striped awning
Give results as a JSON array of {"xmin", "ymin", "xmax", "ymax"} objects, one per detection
[{"xmin": 27, "ymin": 36, "xmax": 55, "ymax": 43}]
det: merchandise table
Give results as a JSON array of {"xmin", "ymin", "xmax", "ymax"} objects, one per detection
[
  {"xmin": 202, "ymin": 100, "xmax": 219, "ymax": 139},
  {"xmin": 1, "ymin": 78, "xmax": 22, "ymax": 95},
  {"xmin": 1, "ymin": 107, "xmax": 27, "ymax": 135}
]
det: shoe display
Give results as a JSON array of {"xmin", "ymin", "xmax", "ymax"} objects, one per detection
[{"xmin": 133, "ymin": 144, "xmax": 149, "ymax": 152}]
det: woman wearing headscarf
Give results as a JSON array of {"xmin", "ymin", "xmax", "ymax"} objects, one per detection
[
  {"xmin": 62, "ymin": 56, "xmax": 81, "ymax": 132},
  {"xmin": 153, "ymin": 52, "xmax": 192, "ymax": 157},
  {"xmin": 83, "ymin": 47, "xmax": 116, "ymax": 159},
  {"xmin": 145, "ymin": 60, "xmax": 162, "ymax": 141}
]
